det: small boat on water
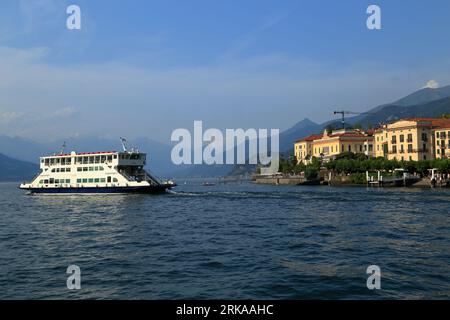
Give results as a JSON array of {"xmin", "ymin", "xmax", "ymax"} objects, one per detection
[
  {"xmin": 19, "ymin": 139, "xmax": 176, "ymax": 194},
  {"xmin": 202, "ymin": 182, "xmax": 216, "ymax": 186}
]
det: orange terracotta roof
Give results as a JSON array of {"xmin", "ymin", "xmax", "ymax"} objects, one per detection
[
  {"xmin": 296, "ymin": 134, "xmax": 322, "ymax": 143},
  {"xmin": 401, "ymin": 117, "xmax": 450, "ymax": 127},
  {"xmin": 329, "ymin": 132, "xmax": 368, "ymax": 138}
]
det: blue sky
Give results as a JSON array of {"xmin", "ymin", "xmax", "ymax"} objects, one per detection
[{"xmin": 1, "ymin": 0, "xmax": 450, "ymax": 143}]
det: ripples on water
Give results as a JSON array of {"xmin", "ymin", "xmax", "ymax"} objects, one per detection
[{"xmin": 0, "ymin": 182, "xmax": 449, "ymax": 299}]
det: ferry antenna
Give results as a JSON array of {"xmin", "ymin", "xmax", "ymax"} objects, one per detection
[
  {"xmin": 59, "ymin": 141, "xmax": 66, "ymax": 155},
  {"xmin": 120, "ymin": 137, "xmax": 128, "ymax": 152}
]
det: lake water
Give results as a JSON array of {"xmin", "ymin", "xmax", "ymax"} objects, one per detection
[{"xmin": 0, "ymin": 181, "xmax": 449, "ymax": 299}]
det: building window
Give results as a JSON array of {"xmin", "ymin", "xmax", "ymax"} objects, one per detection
[
  {"xmin": 391, "ymin": 135, "xmax": 397, "ymax": 144},
  {"xmin": 408, "ymin": 144, "xmax": 413, "ymax": 153},
  {"xmin": 422, "ymin": 133, "xmax": 428, "ymax": 142},
  {"xmin": 392, "ymin": 146, "xmax": 397, "ymax": 153},
  {"xmin": 400, "ymin": 135, "xmax": 404, "ymax": 143},
  {"xmin": 407, "ymin": 134, "xmax": 413, "ymax": 143}
]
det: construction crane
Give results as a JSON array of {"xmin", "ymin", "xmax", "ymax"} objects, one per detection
[{"xmin": 333, "ymin": 110, "xmax": 372, "ymax": 129}]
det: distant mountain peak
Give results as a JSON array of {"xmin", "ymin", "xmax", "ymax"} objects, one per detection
[{"xmin": 393, "ymin": 84, "xmax": 450, "ymax": 107}]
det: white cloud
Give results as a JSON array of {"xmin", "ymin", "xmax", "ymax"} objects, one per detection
[
  {"xmin": 422, "ymin": 80, "xmax": 440, "ymax": 89},
  {"xmin": 0, "ymin": 111, "xmax": 25, "ymax": 123}
]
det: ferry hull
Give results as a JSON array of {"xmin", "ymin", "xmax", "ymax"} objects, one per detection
[{"xmin": 21, "ymin": 185, "xmax": 172, "ymax": 194}]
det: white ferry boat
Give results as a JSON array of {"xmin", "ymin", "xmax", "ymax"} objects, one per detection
[{"xmin": 19, "ymin": 139, "xmax": 175, "ymax": 194}]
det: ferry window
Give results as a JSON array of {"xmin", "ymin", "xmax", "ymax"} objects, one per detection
[
  {"xmin": 41, "ymin": 159, "xmax": 44, "ymax": 163},
  {"xmin": 83, "ymin": 167, "xmax": 88, "ymax": 172},
  {"xmin": 66, "ymin": 179, "xmax": 70, "ymax": 184},
  {"xmin": 101, "ymin": 156, "xmax": 106, "ymax": 162},
  {"xmin": 94, "ymin": 178, "xmax": 100, "ymax": 183},
  {"xmin": 95, "ymin": 156, "xmax": 100, "ymax": 163},
  {"xmin": 54, "ymin": 179, "xmax": 59, "ymax": 184},
  {"xmin": 99, "ymin": 167, "xmax": 104, "ymax": 171},
  {"xmin": 89, "ymin": 156, "xmax": 94, "ymax": 164},
  {"xmin": 39, "ymin": 180, "xmax": 43, "ymax": 184},
  {"xmin": 107, "ymin": 177, "xmax": 111, "ymax": 183},
  {"xmin": 94, "ymin": 167, "xmax": 99, "ymax": 171},
  {"xmin": 66, "ymin": 168, "xmax": 71, "ymax": 173},
  {"xmin": 83, "ymin": 157, "xmax": 88, "ymax": 164},
  {"xmin": 45, "ymin": 159, "xmax": 49, "ymax": 165},
  {"xmin": 100, "ymin": 178, "xmax": 106, "ymax": 183},
  {"xmin": 82, "ymin": 179, "xmax": 88, "ymax": 183},
  {"xmin": 61, "ymin": 158, "xmax": 65, "ymax": 165},
  {"xmin": 89, "ymin": 167, "xmax": 94, "ymax": 171},
  {"xmin": 88, "ymin": 179, "xmax": 94, "ymax": 183},
  {"xmin": 77, "ymin": 179, "xmax": 82, "ymax": 183},
  {"xmin": 113, "ymin": 155, "xmax": 117, "ymax": 159},
  {"xmin": 107, "ymin": 155, "xmax": 113, "ymax": 161},
  {"xmin": 49, "ymin": 178, "xmax": 54, "ymax": 184},
  {"xmin": 77, "ymin": 167, "xmax": 82, "ymax": 172},
  {"xmin": 51, "ymin": 169, "xmax": 55, "ymax": 172},
  {"xmin": 44, "ymin": 180, "xmax": 49, "ymax": 184},
  {"xmin": 113, "ymin": 178, "xmax": 118, "ymax": 182},
  {"xmin": 67, "ymin": 159, "xmax": 71, "ymax": 165}
]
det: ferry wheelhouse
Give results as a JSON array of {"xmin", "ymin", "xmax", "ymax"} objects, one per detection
[{"xmin": 19, "ymin": 141, "xmax": 175, "ymax": 194}]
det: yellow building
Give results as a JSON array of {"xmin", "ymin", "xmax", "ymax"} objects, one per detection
[
  {"xmin": 295, "ymin": 129, "xmax": 374, "ymax": 163},
  {"xmin": 294, "ymin": 134, "xmax": 322, "ymax": 163},
  {"xmin": 295, "ymin": 118, "xmax": 450, "ymax": 164},
  {"xmin": 434, "ymin": 125, "xmax": 450, "ymax": 159},
  {"xmin": 373, "ymin": 118, "xmax": 450, "ymax": 161}
]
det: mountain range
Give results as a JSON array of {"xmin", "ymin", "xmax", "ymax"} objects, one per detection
[{"xmin": 1, "ymin": 85, "xmax": 450, "ymax": 181}]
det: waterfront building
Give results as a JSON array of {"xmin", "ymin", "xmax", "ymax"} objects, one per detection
[
  {"xmin": 434, "ymin": 123, "xmax": 450, "ymax": 159},
  {"xmin": 294, "ymin": 134, "xmax": 322, "ymax": 163},
  {"xmin": 294, "ymin": 117, "xmax": 450, "ymax": 163},
  {"xmin": 373, "ymin": 118, "xmax": 450, "ymax": 161},
  {"xmin": 294, "ymin": 129, "xmax": 374, "ymax": 163}
]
